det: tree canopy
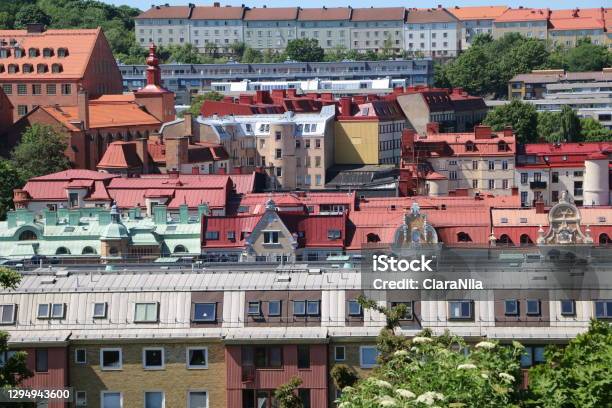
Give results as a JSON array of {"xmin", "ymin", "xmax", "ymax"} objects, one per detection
[
  {"xmin": 483, "ymin": 100, "xmax": 539, "ymax": 143},
  {"xmin": 286, "ymin": 38, "xmax": 325, "ymax": 62},
  {"xmin": 181, "ymin": 91, "xmax": 225, "ymax": 118}
]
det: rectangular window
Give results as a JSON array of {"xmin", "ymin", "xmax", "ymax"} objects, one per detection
[
  {"xmin": 348, "ymin": 300, "xmax": 362, "ymax": 316},
  {"xmin": 188, "ymin": 391, "xmax": 208, "ymax": 408},
  {"xmin": 504, "ymin": 299, "xmax": 519, "ymax": 316},
  {"xmin": 502, "ymin": 179, "xmax": 509, "ymax": 189},
  {"xmin": 35, "ymin": 349, "xmax": 48, "ymax": 372},
  {"xmin": 134, "ymin": 303, "xmax": 158, "ymax": 323},
  {"xmin": 17, "ymin": 84, "xmax": 27, "ymax": 95},
  {"xmin": 46, "ymin": 84, "xmax": 56, "ymax": 95},
  {"xmin": 193, "ymin": 303, "xmax": 216, "ymax": 322},
  {"xmin": 293, "ymin": 300, "xmax": 306, "ymax": 316},
  {"xmin": 0, "ymin": 304, "xmax": 16, "ymax": 324},
  {"xmin": 327, "ymin": 229, "xmax": 341, "ymax": 240},
  {"xmin": 449, "ymin": 171, "xmax": 457, "ymax": 180},
  {"xmin": 521, "ymin": 346, "xmax": 546, "ymax": 368},
  {"xmin": 205, "ymin": 231, "xmax": 219, "ymax": 240},
  {"xmin": 275, "ymin": 131, "xmax": 281, "ymax": 140},
  {"xmin": 472, "ymin": 179, "xmax": 478, "ymax": 189},
  {"xmin": 520, "ymin": 173, "xmax": 528, "ymax": 184},
  {"xmin": 143, "ymin": 348, "xmax": 164, "ymax": 369},
  {"xmin": 552, "ymin": 172, "xmax": 559, "ymax": 183},
  {"xmin": 61, "ymin": 83, "xmax": 71, "ymax": 95},
  {"xmin": 560, "ymin": 300, "xmax": 575, "ymax": 316},
  {"xmin": 488, "ymin": 179, "xmax": 495, "ymax": 189},
  {"xmin": 275, "ymin": 148, "xmax": 282, "ymax": 159},
  {"xmin": 247, "ymin": 301, "xmax": 261, "ymax": 316},
  {"xmin": 488, "ymin": 161, "xmax": 495, "ymax": 170},
  {"xmin": 526, "ymin": 299, "xmax": 540, "ymax": 316},
  {"xmin": 37, "ymin": 303, "xmax": 50, "ymax": 319},
  {"xmin": 76, "ymin": 391, "xmax": 87, "ymax": 407},
  {"xmin": 187, "ymin": 347, "xmax": 208, "ymax": 369},
  {"xmin": 93, "ymin": 302, "xmax": 107, "ymax": 319},
  {"xmin": 502, "ymin": 160, "xmax": 508, "ymax": 170},
  {"xmin": 263, "ymin": 231, "xmax": 279, "ymax": 244},
  {"xmin": 38, "ymin": 303, "xmax": 65, "ymax": 319},
  {"xmin": 306, "ymin": 300, "xmax": 320, "ymax": 316},
  {"xmin": 102, "ymin": 392, "xmax": 122, "ymax": 408},
  {"xmin": 244, "ymin": 346, "xmax": 283, "ymax": 368},
  {"xmin": 75, "ymin": 348, "xmax": 87, "ymax": 364},
  {"xmin": 594, "ymin": 300, "xmax": 612, "ymax": 319},
  {"xmin": 297, "ymin": 345, "xmax": 310, "ymax": 369},
  {"xmin": 334, "ymin": 345, "xmax": 345, "ymax": 361},
  {"xmin": 448, "ymin": 300, "xmax": 473, "ymax": 319},
  {"xmin": 144, "ymin": 391, "xmax": 164, "ymax": 408},
  {"xmin": 100, "ymin": 348, "xmax": 122, "ymax": 370},
  {"xmin": 298, "ymin": 389, "xmax": 311, "ymax": 408},
  {"xmin": 360, "ymin": 346, "xmax": 378, "ymax": 368},
  {"xmin": 268, "ymin": 300, "xmax": 281, "ymax": 316},
  {"xmin": 32, "ymin": 84, "xmax": 41, "ymax": 95},
  {"xmin": 2, "ymin": 84, "xmax": 11, "ymax": 95},
  {"xmin": 17, "ymin": 105, "xmax": 28, "ymax": 116}
]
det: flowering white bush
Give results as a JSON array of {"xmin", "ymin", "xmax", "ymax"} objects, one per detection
[
  {"xmin": 498, "ymin": 373, "xmax": 515, "ymax": 383},
  {"xmin": 457, "ymin": 363, "xmax": 477, "ymax": 370},
  {"xmin": 475, "ymin": 341, "xmax": 496, "ymax": 350},
  {"xmin": 412, "ymin": 336, "xmax": 433, "ymax": 344},
  {"xmin": 395, "ymin": 388, "xmax": 416, "ymax": 399}
]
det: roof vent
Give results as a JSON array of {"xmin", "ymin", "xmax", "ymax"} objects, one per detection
[
  {"xmin": 308, "ymin": 268, "xmax": 322, "ymax": 274},
  {"xmin": 41, "ymin": 276, "xmax": 56, "ymax": 284},
  {"xmin": 276, "ymin": 274, "xmax": 291, "ymax": 282}
]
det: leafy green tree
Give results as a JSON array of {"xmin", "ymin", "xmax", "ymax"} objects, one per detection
[
  {"xmin": 274, "ymin": 376, "xmax": 303, "ymax": 408},
  {"xmin": 230, "ymin": 42, "xmax": 246, "ymax": 59},
  {"xmin": 0, "ymin": 266, "xmax": 32, "ymax": 387},
  {"xmin": 331, "ymin": 364, "xmax": 359, "ymax": 391},
  {"xmin": 10, "ymin": 124, "xmax": 71, "ymax": 183},
  {"xmin": 527, "ymin": 320, "xmax": 612, "ymax": 408},
  {"xmin": 0, "ymin": 160, "xmax": 21, "ymax": 221},
  {"xmin": 484, "ymin": 100, "xmax": 539, "ymax": 143},
  {"xmin": 580, "ymin": 117, "xmax": 612, "ymax": 142},
  {"xmin": 559, "ymin": 105, "xmax": 582, "ymax": 142},
  {"xmin": 183, "ymin": 91, "xmax": 224, "ymax": 118},
  {"xmin": 14, "ymin": 3, "xmax": 51, "ymax": 28},
  {"xmin": 241, "ymin": 47, "xmax": 264, "ymax": 63},
  {"xmin": 165, "ymin": 43, "xmax": 203, "ymax": 64},
  {"xmin": 286, "ymin": 38, "xmax": 324, "ymax": 62},
  {"xmin": 554, "ymin": 38, "xmax": 611, "ymax": 72},
  {"xmin": 537, "ymin": 111, "xmax": 562, "ymax": 142}
]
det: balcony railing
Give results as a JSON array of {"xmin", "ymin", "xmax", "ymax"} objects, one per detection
[
  {"xmin": 530, "ymin": 181, "xmax": 547, "ymax": 189},
  {"xmin": 242, "ymin": 365, "xmax": 255, "ymax": 382}
]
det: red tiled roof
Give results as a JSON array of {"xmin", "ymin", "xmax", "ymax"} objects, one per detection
[
  {"xmin": 298, "ymin": 8, "xmax": 352, "ymax": 21},
  {"xmin": 448, "ymin": 6, "xmax": 508, "ymax": 20},
  {"xmin": 97, "ymin": 142, "xmax": 143, "ymax": 169},
  {"xmin": 244, "ymin": 7, "xmax": 299, "ymax": 21},
  {"xmin": 416, "ymin": 131, "xmax": 516, "ymax": 157},
  {"xmin": 136, "ymin": 6, "xmax": 192, "ymax": 19},
  {"xmin": 550, "ymin": 17, "xmax": 604, "ymax": 30},
  {"xmin": 30, "ymin": 169, "xmax": 117, "ymax": 181},
  {"xmin": 406, "ymin": 8, "xmax": 458, "ymax": 24},
  {"xmin": 350, "ymin": 7, "xmax": 405, "ymax": 21},
  {"xmin": 495, "ymin": 8, "xmax": 550, "ymax": 22},
  {"xmin": 281, "ymin": 213, "xmax": 346, "ymax": 248},
  {"xmin": 86, "ymin": 180, "xmax": 111, "ymax": 201},
  {"xmin": 190, "ymin": 6, "xmax": 245, "ymax": 20},
  {"xmin": 518, "ymin": 142, "xmax": 612, "ymax": 168},
  {"xmin": 0, "ymin": 28, "xmax": 102, "ymax": 80},
  {"xmin": 549, "ymin": 8, "xmax": 605, "ymax": 20},
  {"xmin": 202, "ymin": 215, "xmax": 262, "ymax": 248}
]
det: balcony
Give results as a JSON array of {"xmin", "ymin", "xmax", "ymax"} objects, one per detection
[
  {"xmin": 241, "ymin": 365, "xmax": 255, "ymax": 382},
  {"xmin": 530, "ymin": 181, "xmax": 547, "ymax": 190}
]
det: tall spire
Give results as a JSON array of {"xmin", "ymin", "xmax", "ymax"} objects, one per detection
[{"xmin": 145, "ymin": 43, "xmax": 161, "ymax": 87}]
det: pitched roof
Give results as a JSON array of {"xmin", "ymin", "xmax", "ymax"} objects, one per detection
[
  {"xmin": 495, "ymin": 8, "xmax": 550, "ymax": 22},
  {"xmin": 135, "ymin": 6, "xmax": 192, "ymax": 19},
  {"xmin": 406, "ymin": 8, "xmax": 459, "ymax": 24},
  {"xmin": 550, "ymin": 17, "xmax": 604, "ymax": 30},
  {"xmin": 97, "ymin": 142, "xmax": 143, "ymax": 169},
  {"xmin": 350, "ymin": 7, "xmax": 405, "ymax": 21},
  {"xmin": 191, "ymin": 6, "xmax": 245, "ymax": 20},
  {"xmin": 244, "ymin": 7, "xmax": 299, "ymax": 21},
  {"xmin": 30, "ymin": 169, "xmax": 116, "ymax": 181},
  {"xmin": 298, "ymin": 7, "xmax": 352, "ymax": 21},
  {"xmin": 0, "ymin": 28, "xmax": 102, "ymax": 80},
  {"xmin": 448, "ymin": 6, "xmax": 508, "ymax": 20},
  {"xmin": 549, "ymin": 8, "xmax": 605, "ymax": 19}
]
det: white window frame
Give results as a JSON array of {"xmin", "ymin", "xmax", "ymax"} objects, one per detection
[
  {"xmin": 75, "ymin": 348, "xmax": 87, "ymax": 364},
  {"xmin": 448, "ymin": 300, "xmax": 473, "ymax": 320},
  {"xmin": 247, "ymin": 301, "xmax": 261, "ymax": 316},
  {"xmin": 142, "ymin": 347, "xmax": 165, "ymax": 370},
  {"xmin": 347, "ymin": 300, "xmax": 362, "ymax": 317},
  {"xmin": 334, "ymin": 345, "xmax": 346, "ymax": 361},
  {"xmin": 100, "ymin": 348, "xmax": 123, "ymax": 371},
  {"xmin": 560, "ymin": 299, "xmax": 575, "ymax": 316},
  {"xmin": 526, "ymin": 299, "xmax": 541, "ymax": 316},
  {"xmin": 268, "ymin": 300, "xmax": 281, "ymax": 316},
  {"xmin": 134, "ymin": 302, "xmax": 159, "ymax": 323},
  {"xmin": 187, "ymin": 390, "xmax": 209, "ymax": 408},
  {"xmin": 0, "ymin": 304, "xmax": 16, "ymax": 324},
  {"xmin": 504, "ymin": 299, "xmax": 519, "ymax": 316},
  {"xmin": 186, "ymin": 347, "xmax": 209, "ymax": 369},
  {"xmin": 144, "ymin": 390, "xmax": 165, "ymax": 408},
  {"xmin": 93, "ymin": 302, "xmax": 108, "ymax": 319},
  {"xmin": 76, "ymin": 390, "xmax": 87, "ymax": 407},
  {"xmin": 101, "ymin": 391, "xmax": 122, "ymax": 408},
  {"xmin": 192, "ymin": 302, "xmax": 216, "ymax": 322},
  {"xmin": 359, "ymin": 346, "xmax": 378, "ymax": 368}
]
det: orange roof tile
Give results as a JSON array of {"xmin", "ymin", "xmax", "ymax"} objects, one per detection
[
  {"xmin": 495, "ymin": 8, "xmax": 550, "ymax": 22},
  {"xmin": 350, "ymin": 7, "xmax": 405, "ymax": 21},
  {"xmin": 298, "ymin": 7, "xmax": 352, "ymax": 21},
  {"xmin": 448, "ymin": 6, "xmax": 508, "ymax": 20},
  {"xmin": 550, "ymin": 17, "xmax": 604, "ymax": 30},
  {"xmin": 406, "ymin": 8, "xmax": 458, "ymax": 24},
  {"xmin": 244, "ymin": 7, "xmax": 299, "ymax": 21},
  {"xmin": 0, "ymin": 28, "xmax": 101, "ymax": 80},
  {"xmin": 136, "ymin": 6, "xmax": 192, "ymax": 19},
  {"xmin": 97, "ymin": 141, "xmax": 143, "ymax": 169},
  {"xmin": 550, "ymin": 8, "xmax": 605, "ymax": 19},
  {"xmin": 191, "ymin": 5, "xmax": 245, "ymax": 20}
]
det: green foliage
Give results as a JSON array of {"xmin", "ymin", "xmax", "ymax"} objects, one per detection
[
  {"xmin": 546, "ymin": 38, "xmax": 612, "ymax": 72},
  {"xmin": 182, "ymin": 91, "xmax": 224, "ymax": 118},
  {"xmin": 580, "ymin": 117, "xmax": 612, "ymax": 142},
  {"xmin": 527, "ymin": 320, "xmax": 612, "ymax": 408},
  {"xmin": 241, "ymin": 47, "xmax": 264, "ymax": 63},
  {"xmin": 286, "ymin": 38, "xmax": 324, "ymax": 62},
  {"xmin": 484, "ymin": 100, "xmax": 539, "ymax": 143},
  {"xmin": 537, "ymin": 111, "xmax": 562, "ymax": 142},
  {"xmin": 10, "ymin": 124, "xmax": 71, "ymax": 183},
  {"xmin": 0, "ymin": 266, "xmax": 32, "ymax": 387},
  {"xmin": 559, "ymin": 105, "xmax": 582, "ymax": 143},
  {"xmin": 0, "ymin": 160, "xmax": 21, "ymax": 221},
  {"xmin": 274, "ymin": 376, "xmax": 304, "ymax": 408},
  {"xmin": 14, "ymin": 3, "xmax": 50, "ymax": 28},
  {"xmin": 330, "ymin": 364, "xmax": 359, "ymax": 391}
]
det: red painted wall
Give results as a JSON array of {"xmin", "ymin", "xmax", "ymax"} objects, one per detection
[
  {"xmin": 20, "ymin": 346, "xmax": 69, "ymax": 408},
  {"xmin": 226, "ymin": 344, "xmax": 328, "ymax": 408}
]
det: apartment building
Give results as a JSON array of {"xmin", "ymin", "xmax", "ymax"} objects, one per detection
[
  {"xmin": 297, "ymin": 7, "xmax": 352, "ymax": 50},
  {"xmin": 549, "ymin": 8, "xmax": 607, "ymax": 47},
  {"xmin": 515, "ymin": 142, "xmax": 611, "ymax": 207},
  {"xmin": 243, "ymin": 7, "xmax": 299, "ymax": 52},
  {"xmin": 349, "ymin": 7, "xmax": 406, "ymax": 54},
  {"xmin": 0, "ymin": 25, "xmax": 122, "ymax": 120},
  {"xmin": 404, "ymin": 7, "xmax": 462, "ymax": 58},
  {"xmin": 493, "ymin": 8, "xmax": 550, "ymax": 40},
  {"xmin": 190, "ymin": 5, "xmax": 245, "ymax": 54},
  {"xmin": 448, "ymin": 6, "xmax": 508, "ymax": 48},
  {"xmin": 508, "ymin": 69, "xmax": 612, "ymax": 100}
]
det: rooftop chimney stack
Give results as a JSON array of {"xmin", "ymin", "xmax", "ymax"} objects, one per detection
[{"xmin": 77, "ymin": 88, "xmax": 89, "ymax": 130}]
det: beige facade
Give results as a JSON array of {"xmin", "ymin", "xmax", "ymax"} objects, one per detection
[
  {"xmin": 493, "ymin": 19, "xmax": 548, "ymax": 40},
  {"xmin": 69, "ymin": 341, "xmax": 226, "ymax": 408}
]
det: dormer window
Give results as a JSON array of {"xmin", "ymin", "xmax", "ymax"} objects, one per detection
[
  {"xmin": 28, "ymin": 47, "xmax": 38, "ymax": 57},
  {"xmin": 57, "ymin": 48, "xmax": 68, "ymax": 58},
  {"xmin": 498, "ymin": 141, "xmax": 508, "ymax": 152},
  {"xmin": 42, "ymin": 48, "xmax": 53, "ymax": 57},
  {"xmin": 22, "ymin": 63, "xmax": 33, "ymax": 73},
  {"xmin": 7, "ymin": 64, "xmax": 18, "ymax": 73},
  {"xmin": 51, "ymin": 63, "xmax": 62, "ymax": 73},
  {"xmin": 465, "ymin": 141, "xmax": 475, "ymax": 152},
  {"xmin": 36, "ymin": 63, "xmax": 47, "ymax": 73}
]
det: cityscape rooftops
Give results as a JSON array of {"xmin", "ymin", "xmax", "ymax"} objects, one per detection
[
  {"xmin": 134, "ymin": 5, "xmax": 193, "ymax": 19},
  {"xmin": 495, "ymin": 8, "xmax": 550, "ymax": 22}
]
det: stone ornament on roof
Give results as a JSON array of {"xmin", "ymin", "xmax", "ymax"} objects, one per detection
[
  {"xmin": 393, "ymin": 202, "xmax": 438, "ymax": 248},
  {"xmin": 537, "ymin": 190, "xmax": 593, "ymax": 245}
]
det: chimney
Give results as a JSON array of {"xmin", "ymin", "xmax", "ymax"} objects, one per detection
[
  {"xmin": 426, "ymin": 122, "xmax": 439, "ymax": 134},
  {"xmin": 401, "ymin": 128, "xmax": 416, "ymax": 160},
  {"xmin": 191, "ymin": 166, "xmax": 199, "ymax": 174},
  {"xmin": 286, "ymin": 88, "xmax": 297, "ymax": 98},
  {"xmin": 233, "ymin": 166, "xmax": 242, "ymax": 174},
  {"xmin": 135, "ymin": 138, "xmax": 149, "ymax": 174},
  {"xmin": 239, "ymin": 94, "xmax": 254, "ymax": 105},
  {"xmin": 255, "ymin": 90, "xmax": 265, "ymax": 104},
  {"xmin": 535, "ymin": 199, "xmax": 545, "ymax": 214},
  {"xmin": 183, "ymin": 112, "xmax": 193, "ymax": 138},
  {"xmin": 213, "ymin": 1, "xmax": 220, "ymax": 6},
  {"xmin": 474, "ymin": 125, "xmax": 492, "ymax": 139},
  {"xmin": 165, "ymin": 136, "xmax": 189, "ymax": 172},
  {"xmin": 26, "ymin": 23, "xmax": 45, "ymax": 34},
  {"xmin": 502, "ymin": 126, "xmax": 513, "ymax": 137},
  {"xmin": 77, "ymin": 89, "xmax": 89, "ymax": 130},
  {"xmin": 339, "ymin": 97, "xmax": 352, "ymax": 116}
]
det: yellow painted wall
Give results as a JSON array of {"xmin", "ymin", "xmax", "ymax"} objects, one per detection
[{"xmin": 334, "ymin": 121, "xmax": 379, "ymax": 165}]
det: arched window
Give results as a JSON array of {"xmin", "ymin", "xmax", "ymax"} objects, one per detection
[
  {"xmin": 36, "ymin": 63, "xmax": 48, "ymax": 73},
  {"xmin": 173, "ymin": 245, "xmax": 187, "ymax": 253},
  {"xmin": 13, "ymin": 48, "xmax": 24, "ymax": 58},
  {"xmin": 28, "ymin": 47, "xmax": 38, "ymax": 57},
  {"xmin": 498, "ymin": 141, "xmax": 508, "ymax": 152},
  {"xmin": 109, "ymin": 247, "xmax": 118, "ymax": 256},
  {"xmin": 56, "ymin": 247, "xmax": 70, "ymax": 255},
  {"xmin": 366, "ymin": 233, "xmax": 381, "ymax": 243},
  {"xmin": 497, "ymin": 234, "xmax": 513, "ymax": 245},
  {"xmin": 520, "ymin": 234, "xmax": 533, "ymax": 245},
  {"xmin": 465, "ymin": 141, "xmax": 475, "ymax": 152},
  {"xmin": 599, "ymin": 233, "xmax": 611, "ymax": 245},
  {"xmin": 18, "ymin": 230, "xmax": 37, "ymax": 241},
  {"xmin": 457, "ymin": 232, "xmax": 472, "ymax": 242},
  {"xmin": 57, "ymin": 47, "xmax": 68, "ymax": 58},
  {"xmin": 51, "ymin": 63, "xmax": 62, "ymax": 73},
  {"xmin": 8, "ymin": 64, "xmax": 18, "ymax": 74},
  {"xmin": 82, "ymin": 246, "xmax": 97, "ymax": 255},
  {"xmin": 22, "ymin": 63, "xmax": 33, "ymax": 73},
  {"xmin": 42, "ymin": 47, "xmax": 53, "ymax": 57}
]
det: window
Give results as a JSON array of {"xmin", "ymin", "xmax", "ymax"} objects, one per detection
[
  {"xmin": 16, "ymin": 105, "xmax": 27, "ymax": 116},
  {"xmin": 293, "ymin": 300, "xmax": 306, "ymax": 316},
  {"xmin": 188, "ymin": 391, "xmax": 208, "ymax": 408},
  {"xmin": 205, "ymin": 231, "xmax": 219, "ymax": 240},
  {"xmin": 360, "ymin": 346, "xmax": 378, "ymax": 368},
  {"xmin": 275, "ymin": 167, "xmax": 282, "ymax": 177},
  {"xmin": 135, "ymin": 303, "xmax": 158, "ymax": 322},
  {"xmin": 488, "ymin": 179, "xmax": 495, "ymax": 189},
  {"xmin": 0, "ymin": 304, "xmax": 16, "ymax": 324},
  {"xmin": 521, "ymin": 346, "xmax": 545, "ymax": 368},
  {"xmin": 560, "ymin": 300, "xmax": 575, "ymax": 316},
  {"xmin": 61, "ymin": 83, "xmax": 71, "ymax": 95},
  {"xmin": 348, "ymin": 300, "xmax": 362, "ymax": 316},
  {"xmin": 187, "ymin": 347, "xmax": 208, "ymax": 369},
  {"xmin": 390, "ymin": 302, "xmax": 413, "ymax": 319},
  {"xmin": 472, "ymin": 179, "xmax": 478, "ymax": 189},
  {"xmin": 37, "ymin": 303, "xmax": 50, "ymax": 319},
  {"xmin": 307, "ymin": 300, "xmax": 320, "ymax": 316},
  {"xmin": 17, "ymin": 84, "xmax": 26, "ymax": 95},
  {"xmin": 275, "ymin": 148, "xmax": 282, "ymax": 159},
  {"xmin": 38, "ymin": 303, "xmax": 65, "ymax": 319},
  {"xmin": 2, "ymin": 84, "xmax": 11, "ymax": 94},
  {"xmin": 32, "ymin": 84, "xmax": 41, "ymax": 95},
  {"xmin": 93, "ymin": 302, "xmax": 107, "ymax": 319},
  {"xmin": 100, "ymin": 348, "xmax": 122, "ymax": 370},
  {"xmin": 449, "ymin": 171, "xmax": 457, "ymax": 180},
  {"xmin": 35, "ymin": 349, "xmax": 48, "ymax": 372},
  {"xmin": 244, "ymin": 345, "xmax": 283, "ymax": 368},
  {"xmin": 263, "ymin": 231, "xmax": 279, "ymax": 244},
  {"xmin": 526, "ymin": 299, "xmax": 540, "ymax": 316},
  {"xmin": 334, "ymin": 346, "xmax": 345, "ymax": 361},
  {"xmin": 75, "ymin": 348, "xmax": 87, "ymax": 364},
  {"xmin": 327, "ymin": 229, "xmax": 341, "ymax": 240},
  {"xmin": 143, "ymin": 348, "xmax": 164, "ymax": 369},
  {"xmin": 297, "ymin": 345, "xmax": 310, "ymax": 369},
  {"xmin": 520, "ymin": 173, "xmax": 528, "ymax": 184},
  {"xmin": 488, "ymin": 161, "xmax": 495, "ymax": 170},
  {"xmin": 552, "ymin": 172, "xmax": 559, "ymax": 183},
  {"xmin": 267, "ymin": 300, "xmax": 281, "ymax": 316},
  {"xmin": 247, "ymin": 301, "xmax": 261, "ymax": 316},
  {"xmin": 594, "ymin": 300, "xmax": 612, "ymax": 319},
  {"xmin": 144, "ymin": 391, "xmax": 164, "ymax": 408},
  {"xmin": 275, "ymin": 131, "xmax": 281, "ymax": 140},
  {"xmin": 448, "ymin": 300, "xmax": 473, "ymax": 319},
  {"xmin": 193, "ymin": 303, "xmax": 216, "ymax": 322},
  {"xmin": 76, "ymin": 391, "xmax": 87, "ymax": 407},
  {"xmin": 502, "ymin": 179, "xmax": 509, "ymax": 189},
  {"xmin": 46, "ymin": 84, "xmax": 56, "ymax": 95},
  {"xmin": 298, "ymin": 389, "xmax": 311, "ymax": 408},
  {"xmin": 101, "ymin": 392, "xmax": 122, "ymax": 408},
  {"xmin": 504, "ymin": 299, "xmax": 519, "ymax": 316}
]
